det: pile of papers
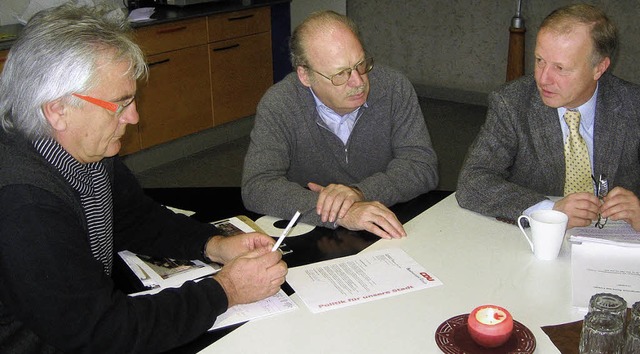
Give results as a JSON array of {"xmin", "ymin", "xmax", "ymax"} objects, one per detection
[
  {"xmin": 120, "ymin": 214, "xmax": 297, "ymax": 330},
  {"xmin": 569, "ymin": 220, "xmax": 640, "ymax": 247},
  {"xmin": 569, "ymin": 221, "xmax": 640, "ymax": 309}
]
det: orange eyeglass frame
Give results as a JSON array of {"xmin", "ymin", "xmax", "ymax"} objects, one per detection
[{"xmin": 72, "ymin": 93, "xmax": 133, "ymax": 115}]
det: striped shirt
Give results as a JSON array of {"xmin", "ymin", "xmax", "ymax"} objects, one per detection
[{"xmin": 33, "ymin": 138, "xmax": 114, "ymax": 275}]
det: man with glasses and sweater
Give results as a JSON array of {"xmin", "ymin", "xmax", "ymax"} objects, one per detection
[{"xmin": 242, "ymin": 11, "xmax": 438, "ymax": 239}]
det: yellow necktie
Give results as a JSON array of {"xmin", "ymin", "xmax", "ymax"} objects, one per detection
[{"xmin": 563, "ymin": 110, "xmax": 594, "ymax": 195}]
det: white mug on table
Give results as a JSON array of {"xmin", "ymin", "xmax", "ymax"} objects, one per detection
[{"xmin": 517, "ymin": 210, "xmax": 568, "ymax": 260}]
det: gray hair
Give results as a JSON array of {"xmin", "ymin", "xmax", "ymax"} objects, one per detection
[
  {"xmin": 289, "ymin": 10, "xmax": 365, "ymax": 69},
  {"xmin": 0, "ymin": 2, "xmax": 148, "ymax": 139}
]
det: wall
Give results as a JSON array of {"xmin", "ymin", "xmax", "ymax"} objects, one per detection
[
  {"xmin": 348, "ymin": 0, "xmax": 640, "ymax": 104},
  {"xmin": 290, "ymin": 0, "xmax": 346, "ymax": 31}
]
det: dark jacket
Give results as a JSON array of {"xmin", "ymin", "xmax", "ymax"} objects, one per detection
[{"xmin": 0, "ymin": 130, "xmax": 227, "ymax": 353}]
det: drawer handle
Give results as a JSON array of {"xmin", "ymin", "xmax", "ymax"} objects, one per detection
[
  {"xmin": 156, "ymin": 26, "xmax": 187, "ymax": 34},
  {"xmin": 212, "ymin": 44, "xmax": 240, "ymax": 52},
  {"xmin": 148, "ymin": 58, "xmax": 170, "ymax": 67},
  {"xmin": 227, "ymin": 14, "xmax": 254, "ymax": 21}
]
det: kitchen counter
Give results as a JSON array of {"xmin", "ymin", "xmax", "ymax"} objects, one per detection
[
  {"xmin": 132, "ymin": 0, "xmax": 289, "ymax": 27},
  {"xmin": 0, "ymin": 0, "xmax": 290, "ymax": 51}
]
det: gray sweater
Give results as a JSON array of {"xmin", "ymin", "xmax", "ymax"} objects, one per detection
[{"xmin": 242, "ymin": 64, "xmax": 438, "ymax": 227}]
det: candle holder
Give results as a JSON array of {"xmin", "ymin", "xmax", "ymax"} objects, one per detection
[{"xmin": 467, "ymin": 305, "xmax": 514, "ymax": 348}]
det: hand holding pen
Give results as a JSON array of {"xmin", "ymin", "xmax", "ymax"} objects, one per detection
[{"xmin": 272, "ymin": 211, "xmax": 301, "ymax": 252}]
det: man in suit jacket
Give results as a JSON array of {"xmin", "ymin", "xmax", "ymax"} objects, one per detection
[{"xmin": 456, "ymin": 4, "xmax": 640, "ymax": 230}]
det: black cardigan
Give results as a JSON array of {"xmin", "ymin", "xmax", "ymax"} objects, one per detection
[{"xmin": 0, "ymin": 130, "xmax": 227, "ymax": 353}]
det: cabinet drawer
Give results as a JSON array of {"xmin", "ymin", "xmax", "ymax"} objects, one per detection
[
  {"xmin": 210, "ymin": 31, "xmax": 273, "ymax": 125},
  {"xmin": 137, "ymin": 44, "xmax": 213, "ymax": 148},
  {"xmin": 135, "ymin": 17, "xmax": 207, "ymax": 55},
  {"xmin": 208, "ymin": 7, "xmax": 270, "ymax": 42},
  {"xmin": 0, "ymin": 50, "xmax": 8, "ymax": 73}
]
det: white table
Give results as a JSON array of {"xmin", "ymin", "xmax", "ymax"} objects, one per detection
[{"xmin": 199, "ymin": 194, "xmax": 584, "ymax": 353}]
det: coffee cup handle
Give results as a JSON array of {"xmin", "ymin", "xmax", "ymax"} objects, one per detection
[{"xmin": 517, "ymin": 215, "xmax": 534, "ymax": 252}]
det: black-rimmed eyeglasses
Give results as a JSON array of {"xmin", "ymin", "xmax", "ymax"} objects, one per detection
[{"xmin": 304, "ymin": 57, "xmax": 374, "ymax": 86}]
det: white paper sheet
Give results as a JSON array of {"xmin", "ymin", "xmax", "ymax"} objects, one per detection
[
  {"xmin": 286, "ymin": 248, "xmax": 443, "ymax": 313},
  {"xmin": 210, "ymin": 289, "xmax": 298, "ymax": 330},
  {"xmin": 127, "ymin": 7, "xmax": 155, "ymax": 23},
  {"xmin": 571, "ymin": 241, "xmax": 640, "ymax": 309},
  {"xmin": 165, "ymin": 205, "xmax": 196, "ymax": 217}
]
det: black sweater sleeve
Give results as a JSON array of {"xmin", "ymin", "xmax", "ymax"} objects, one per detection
[
  {"xmin": 111, "ymin": 157, "xmax": 219, "ymax": 259},
  {"xmin": 0, "ymin": 162, "xmax": 228, "ymax": 353}
]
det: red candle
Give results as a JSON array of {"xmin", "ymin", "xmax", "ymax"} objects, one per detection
[{"xmin": 467, "ymin": 305, "xmax": 514, "ymax": 348}]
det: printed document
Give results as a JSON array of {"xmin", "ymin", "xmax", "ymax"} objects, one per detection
[
  {"xmin": 569, "ymin": 220, "xmax": 640, "ymax": 247},
  {"xmin": 569, "ymin": 220, "xmax": 640, "ymax": 308},
  {"xmin": 210, "ymin": 289, "xmax": 297, "ymax": 330},
  {"xmin": 571, "ymin": 233, "xmax": 640, "ymax": 309},
  {"xmin": 286, "ymin": 248, "xmax": 442, "ymax": 313}
]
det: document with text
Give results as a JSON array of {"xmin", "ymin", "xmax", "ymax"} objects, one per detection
[
  {"xmin": 210, "ymin": 289, "xmax": 297, "ymax": 330},
  {"xmin": 571, "ymin": 241, "xmax": 640, "ymax": 309},
  {"xmin": 286, "ymin": 248, "xmax": 443, "ymax": 313},
  {"xmin": 569, "ymin": 220, "xmax": 640, "ymax": 247}
]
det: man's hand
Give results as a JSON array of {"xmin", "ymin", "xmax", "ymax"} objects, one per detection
[
  {"xmin": 213, "ymin": 247, "xmax": 287, "ymax": 307},
  {"xmin": 308, "ymin": 182, "xmax": 364, "ymax": 223},
  {"xmin": 553, "ymin": 192, "xmax": 600, "ymax": 229},
  {"xmin": 205, "ymin": 232, "xmax": 275, "ymax": 264},
  {"xmin": 600, "ymin": 186, "xmax": 640, "ymax": 231},
  {"xmin": 335, "ymin": 201, "xmax": 406, "ymax": 239}
]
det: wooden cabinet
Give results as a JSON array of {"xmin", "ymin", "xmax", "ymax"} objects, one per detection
[
  {"xmin": 0, "ymin": 50, "xmax": 8, "ymax": 73},
  {"xmin": 138, "ymin": 44, "xmax": 212, "ymax": 149},
  {"xmin": 209, "ymin": 7, "xmax": 273, "ymax": 125},
  {"xmin": 121, "ymin": 17, "xmax": 212, "ymax": 155},
  {"xmin": 120, "ymin": 6, "xmax": 274, "ymax": 155}
]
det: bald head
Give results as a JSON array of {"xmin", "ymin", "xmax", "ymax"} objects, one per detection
[{"xmin": 289, "ymin": 11, "xmax": 365, "ymax": 68}]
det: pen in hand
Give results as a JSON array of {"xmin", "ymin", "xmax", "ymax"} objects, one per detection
[{"xmin": 271, "ymin": 211, "xmax": 301, "ymax": 252}]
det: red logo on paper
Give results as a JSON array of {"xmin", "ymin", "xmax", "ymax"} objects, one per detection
[{"xmin": 420, "ymin": 272, "xmax": 435, "ymax": 281}]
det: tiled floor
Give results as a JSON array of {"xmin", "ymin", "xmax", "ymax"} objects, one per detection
[
  {"xmin": 133, "ymin": 97, "xmax": 487, "ymax": 191},
  {"xmin": 135, "ymin": 136, "xmax": 250, "ymax": 188}
]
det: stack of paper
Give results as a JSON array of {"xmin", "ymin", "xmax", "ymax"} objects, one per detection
[
  {"xmin": 569, "ymin": 220, "xmax": 640, "ymax": 247},
  {"xmin": 569, "ymin": 221, "xmax": 640, "ymax": 309},
  {"xmin": 121, "ymin": 214, "xmax": 296, "ymax": 330}
]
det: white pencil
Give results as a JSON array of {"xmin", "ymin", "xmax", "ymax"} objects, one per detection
[{"xmin": 271, "ymin": 211, "xmax": 301, "ymax": 252}]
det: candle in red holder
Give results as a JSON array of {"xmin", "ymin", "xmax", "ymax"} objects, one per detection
[{"xmin": 467, "ymin": 305, "xmax": 514, "ymax": 348}]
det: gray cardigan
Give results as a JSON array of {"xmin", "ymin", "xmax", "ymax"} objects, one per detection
[
  {"xmin": 242, "ymin": 64, "xmax": 438, "ymax": 227},
  {"xmin": 456, "ymin": 73, "xmax": 640, "ymax": 221}
]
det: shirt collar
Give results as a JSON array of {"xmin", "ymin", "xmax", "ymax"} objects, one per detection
[
  {"xmin": 557, "ymin": 82, "xmax": 598, "ymax": 129},
  {"xmin": 309, "ymin": 87, "xmax": 368, "ymax": 120}
]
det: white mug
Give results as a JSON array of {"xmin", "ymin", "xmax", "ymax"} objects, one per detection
[{"xmin": 517, "ymin": 210, "xmax": 568, "ymax": 260}]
